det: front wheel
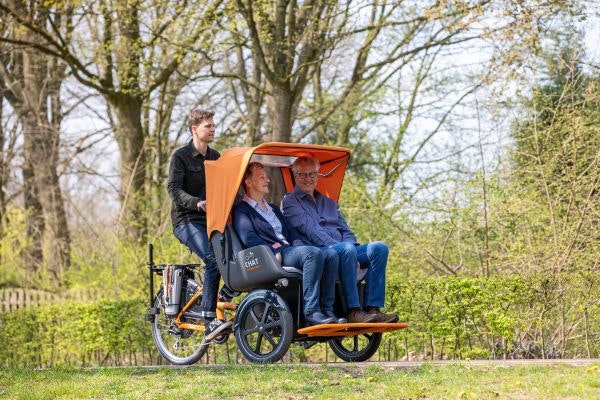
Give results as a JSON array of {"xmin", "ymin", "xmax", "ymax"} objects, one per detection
[
  {"xmin": 151, "ymin": 289, "xmax": 208, "ymax": 365},
  {"xmin": 328, "ymin": 332, "xmax": 382, "ymax": 362},
  {"xmin": 234, "ymin": 290, "xmax": 293, "ymax": 363}
]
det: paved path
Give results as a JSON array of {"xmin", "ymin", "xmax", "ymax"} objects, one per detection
[{"xmin": 136, "ymin": 358, "xmax": 599, "ymax": 370}]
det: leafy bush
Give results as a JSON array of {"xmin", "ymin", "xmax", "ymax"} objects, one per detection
[
  {"xmin": 0, "ymin": 299, "xmax": 153, "ymax": 367},
  {"xmin": 385, "ymin": 272, "xmax": 600, "ymax": 360},
  {"xmin": 1, "ymin": 272, "xmax": 597, "ymax": 367}
]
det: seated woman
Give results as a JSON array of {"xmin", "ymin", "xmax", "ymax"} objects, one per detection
[{"xmin": 232, "ymin": 162, "xmax": 344, "ymax": 326}]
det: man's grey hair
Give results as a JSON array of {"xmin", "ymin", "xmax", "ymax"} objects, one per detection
[
  {"xmin": 291, "ymin": 156, "xmax": 320, "ymax": 173},
  {"xmin": 188, "ymin": 109, "xmax": 215, "ymax": 133}
]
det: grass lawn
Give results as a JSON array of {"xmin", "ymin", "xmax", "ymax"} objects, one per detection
[{"xmin": 0, "ymin": 362, "xmax": 598, "ymax": 399}]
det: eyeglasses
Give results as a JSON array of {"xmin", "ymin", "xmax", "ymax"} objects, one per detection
[{"xmin": 295, "ymin": 171, "xmax": 318, "ymax": 179}]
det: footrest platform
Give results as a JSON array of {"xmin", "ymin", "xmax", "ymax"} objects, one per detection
[{"xmin": 297, "ymin": 322, "xmax": 408, "ymax": 337}]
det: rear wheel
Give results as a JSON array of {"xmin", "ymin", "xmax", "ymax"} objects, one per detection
[
  {"xmin": 328, "ymin": 332, "xmax": 382, "ymax": 362},
  {"xmin": 151, "ymin": 289, "xmax": 208, "ymax": 365},
  {"xmin": 234, "ymin": 290, "xmax": 293, "ymax": 363}
]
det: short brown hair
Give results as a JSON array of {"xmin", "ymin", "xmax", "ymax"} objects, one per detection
[
  {"xmin": 242, "ymin": 162, "xmax": 265, "ymax": 191},
  {"xmin": 188, "ymin": 109, "xmax": 215, "ymax": 133}
]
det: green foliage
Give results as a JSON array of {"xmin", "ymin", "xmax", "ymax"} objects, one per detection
[
  {"xmin": 0, "ymin": 207, "xmax": 27, "ymax": 288},
  {"xmin": 0, "ymin": 298, "xmax": 152, "ymax": 367},
  {"xmin": 1, "ymin": 272, "xmax": 597, "ymax": 367},
  {"xmin": 386, "ymin": 272, "xmax": 600, "ymax": 361},
  {"xmin": 0, "ymin": 206, "xmax": 61, "ymax": 289},
  {"xmin": 508, "ymin": 57, "xmax": 600, "ymax": 272},
  {"xmin": 339, "ymin": 174, "xmax": 428, "ymax": 280},
  {"xmin": 63, "ymin": 216, "xmax": 202, "ymax": 299}
]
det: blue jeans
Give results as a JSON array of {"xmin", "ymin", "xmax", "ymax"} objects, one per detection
[
  {"xmin": 330, "ymin": 241, "xmax": 388, "ymax": 309},
  {"xmin": 173, "ymin": 223, "xmax": 220, "ymax": 321},
  {"xmin": 319, "ymin": 247, "xmax": 339, "ymax": 313},
  {"xmin": 281, "ymin": 246, "xmax": 328, "ymax": 316}
]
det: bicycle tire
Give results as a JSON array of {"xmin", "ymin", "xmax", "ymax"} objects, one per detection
[{"xmin": 151, "ymin": 289, "xmax": 208, "ymax": 365}]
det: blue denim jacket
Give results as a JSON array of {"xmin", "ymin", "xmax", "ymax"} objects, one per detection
[{"xmin": 281, "ymin": 187, "xmax": 358, "ymax": 247}]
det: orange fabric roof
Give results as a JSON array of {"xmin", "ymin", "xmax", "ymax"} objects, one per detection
[{"xmin": 205, "ymin": 142, "xmax": 351, "ymax": 237}]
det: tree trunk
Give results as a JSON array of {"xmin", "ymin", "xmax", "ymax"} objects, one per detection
[
  {"xmin": 1, "ymin": 48, "xmax": 71, "ymax": 285},
  {"xmin": 109, "ymin": 94, "xmax": 147, "ymax": 239},
  {"xmin": 0, "ymin": 4, "xmax": 72, "ymax": 287},
  {"xmin": 0, "ymin": 96, "xmax": 6, "ymax": 231},
  {"xmin": 267, "ymin": 83, "xmax": 293, "ymax": 142},
  {"xmin": 19, "ymin": 43, "xmax": 70, "ymax": 284},
  {"xmin": 21, "ymin": 112, "xmax": 70, "ymax": 284},
  {"xmin": 20, "ymin": 115, "xmax": 45, "ymax": 277}
]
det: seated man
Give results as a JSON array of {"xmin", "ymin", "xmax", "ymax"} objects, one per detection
[
  {"xmin": 232, "ymin": 162, "xmax": 343, "ymax": 326},
  {"xmin": 281, "ymin": 156, "xmax": 399, "ymax": 323}
]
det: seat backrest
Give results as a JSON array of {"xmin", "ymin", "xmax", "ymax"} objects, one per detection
[
  {"xmin": 211, "ymin": 224, "xmax": 301, "ymax": 292},
  {"xmin": 228, "ymin": 224, "xmax": 243, "ymax": 260}
]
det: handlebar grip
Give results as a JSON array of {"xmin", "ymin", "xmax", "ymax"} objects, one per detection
[{"xmin": 148, "ymin": 243, "xmax": 154, "ymax": 265}]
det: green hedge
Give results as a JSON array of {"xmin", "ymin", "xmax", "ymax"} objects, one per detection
[
  {"xmin": 0, "ymin": 299, "xmax": 154, "ymax": 367},
  {"xmin": 385, "ymin": 272, "xmax": 600, "ymax": 360},
  {"xmin": 1, "ymin": 273, "xmax": 598, "ymax": 366}
]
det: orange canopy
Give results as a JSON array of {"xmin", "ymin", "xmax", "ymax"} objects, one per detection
[{"xmin": 205, "ymin": 142, "xmax": 351, "ymax": 237}]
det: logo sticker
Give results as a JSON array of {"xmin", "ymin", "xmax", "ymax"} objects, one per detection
[{"xmin": 244, "ymin": 251, "xmax": 261, "ymax": 271}]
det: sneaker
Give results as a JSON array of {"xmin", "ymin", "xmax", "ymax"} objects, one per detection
[
  {"xmin": 323, "ymin": 310, "xmax": 347, "ymax": 324},
  {"xmin": 304, "ymin": 311, "xmax": 336, "ymax": 326},
  {"xmin": 367, "ymin": 308, "xmax": 399, "ymax": 323},
  {"xmin": 204, "ymin": 318, "xmax": 233, "ymax": 341},
  {"xmin": 347, "ymin": 310, "xmax": 377, "ymax": 323}
]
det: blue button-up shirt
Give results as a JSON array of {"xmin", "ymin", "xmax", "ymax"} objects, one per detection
[{"xmin": 281, "ymin": 187, "xmax": 358, "ymax": 247}]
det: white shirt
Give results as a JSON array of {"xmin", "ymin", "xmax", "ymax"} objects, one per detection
[{"xmin": 242, "ymin": 195, "xmax": 289, "ymax": 244}]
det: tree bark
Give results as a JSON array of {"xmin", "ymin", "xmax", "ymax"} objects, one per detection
[
  {"xmin": 17, "ymin": 45, "xmax": 70, "ymax": 284},
  {"xmin": 108, "ymin": 94, "xmax": 146, "ymax": 238},
  {"xmin": 266, "ymin": 83, "xmax": 294, "ymax": 142},
  {"xmin": 0, "ymin": 19, "xmax": 71, "ymax": 285},
  {"xmin": 0, "ymin": 96, "xmax": 6, "ymax": 233},
  {"xmin": 235, "ymin": 0, "xmax": 336, "ymax": 143},
  {"xmin": 1, "ymin": 0, "xmax": 221, "ymax": 242},
  {"xmin": 20, "ymin": 110, "xmax": 70, "ymax": 282}
]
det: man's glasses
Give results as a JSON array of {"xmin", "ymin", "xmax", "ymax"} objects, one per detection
[{"xmin": 295, "ymin": 171, "xmax": 318, "ymax": 179}]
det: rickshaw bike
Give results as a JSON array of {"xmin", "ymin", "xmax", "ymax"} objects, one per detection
[{"xmin": 146, "ymin": 143, "xmax": 408, "ymax": 364}]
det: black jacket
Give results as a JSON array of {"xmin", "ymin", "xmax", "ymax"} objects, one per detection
[{"xmin": 167, "ymin": 140, "xmax": 220, "ymax": 228}]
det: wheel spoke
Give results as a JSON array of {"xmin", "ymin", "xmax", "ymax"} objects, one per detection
[
  {"xmin": 263, "ymin": 331, "xmax": 277, "ymax": 348},
  {"xmin": 264, "ymin": 320, "xmax": 281, "ymax": 329},
  {"xmin": 249, "ymin": 308, "xmax": 261, "ymax": 326},
  {"xmin": 260, "ymin": 303, "xmax": 271, "ymax": 323},
  {"xmin": 254, "ymin": 333, "xmax": 263, "ymax": 352},
  {"xmin": 352, "ymin": 336, "xmax": 359, "ymax": 352},
  {"xmin": 244, "ymin": 326, "xmax": 259, "ymax": 335}
]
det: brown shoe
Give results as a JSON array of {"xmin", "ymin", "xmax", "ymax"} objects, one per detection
[
  {"xmin": 367, "ymin": 308, "xmax": 399, "ymax": 323},
  {"xmin": 347, "ymin": 310, "xmax": 376, "ymax": 323}
]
